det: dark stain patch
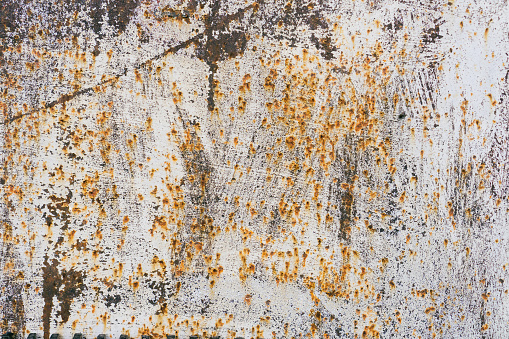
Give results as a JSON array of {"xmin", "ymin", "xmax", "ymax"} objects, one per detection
[
  {"xmin": 159, "ymin": 7, "xmax": 193, "ymax": 24},
  {"xmin": 0, "ymin": 1, "xmax": 20, "ymax": 40},
  {"xmin": 206, "ymin": 63, "xmax": 220, "ymax": 112},
  {"xmin": 272, "ymin": 0, "xmax": 329, "ymax": 31},
  {"xmin": 200, "ymin": 29, "xmax": 248, "ymax": 111},
  {"xmin": 258, "ymin": 1, "xmax": 333, "ymax": 60},
  {"xmin": 57, "ymin": 269, "xmax": 86, "ymax": 323},
  {"xmin": 1, "ymin": 0, "xmax": 139, "ymax": 47},
  {"xmin": 422, "ymin": 22, "xmax": 443, "ymax": 44},
  {"xmin": 157, "ymin": 0, "xmax": 206, "ymax": 23},
  {"xmin": 295, "ymin": 2, "xmax": 328, "ymax": 30},
  {"xmin": 86, "ymin": 0, "xmax": 105, "ymax": 37},
  {"xmin": 42, "ymin": 256, "xmax": 86, "ymax": 339},
  {"xmin": 104, "ymin": 294, "xmax": 122, "ymax": 308},
  {"xmin": 79, "ymin": 0, "xmax": 139, "ymax": 37},
  {"xmin": 306, "ymin": 12, "xmax": 328, "ymax": 31},
  {"xmin": 383, "ymin": 17, "xmax": 403, "ymax": 32},
  {"xmin": 339, "ymin": 188, "xmax": 354, "ymax": 242},
  {"xmin": 42, "ymin": 190, "xmax": 73, "ymax": 231},
  {"xmin": 311, "ymin": 34, "xmax": 335, "ymax": 60},
  {"xmin": 105, "ymin": 0, "xmax": 139, "ymax": 35}
]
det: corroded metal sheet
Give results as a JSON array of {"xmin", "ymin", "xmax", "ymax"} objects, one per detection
[{"xmin": 1, "ymin": 0, "xmax": 509, "ymax": 338}]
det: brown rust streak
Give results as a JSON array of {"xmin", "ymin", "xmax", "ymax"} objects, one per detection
[
  {"xmin": 42, "ymin": 257, "xmax": 60, "ymax": 339},
  {"xmin": 42, "ymin": 256, "xmax": 86, "ymax": 339}
]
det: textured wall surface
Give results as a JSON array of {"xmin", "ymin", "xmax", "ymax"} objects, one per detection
[{"xmin": 1, "ymin": 0, "xmax": 509, "ymax": 338}]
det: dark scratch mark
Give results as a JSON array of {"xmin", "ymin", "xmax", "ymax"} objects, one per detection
[{"xmin": 1, "ymin": 35, "xmax": 201, "ymax": 125}]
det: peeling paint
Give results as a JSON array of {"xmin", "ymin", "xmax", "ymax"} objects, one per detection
[{"xmin": 1, "ymin": 0, "xmax": 509, "ymax": 338}]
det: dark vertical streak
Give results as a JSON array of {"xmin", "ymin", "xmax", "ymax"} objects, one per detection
[
  {"xmin": 42, "ymin": 257, "xmax": 60, "ymax": 339},
  {"xmin": 203, "ymin": 0, "xmax": 222, "ymax": 112},
  {"xmin": 207, "ymin": 63, "xmax": 219, "ymax": 112}
]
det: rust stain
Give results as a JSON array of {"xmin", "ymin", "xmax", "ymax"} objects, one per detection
[
  {"xmin": 42, "ymin": 257, "xmax": 86, "ymax": 339},
  {"xmin": 1, "ymin": 0, "xmax": 508, "ymax": 338}
]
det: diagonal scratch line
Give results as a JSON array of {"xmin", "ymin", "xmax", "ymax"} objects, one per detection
[
  {"xmin": 2, "ymin": 35, "xmax": 203, "ymax": 125},
  {"xmin": 4, "ymin": 78, "xmax": 119, "ymax": 125},
  {"xmin": 139, "ymin": 33, "xmax": 203, "ymax": 69},
  {"xmin": 2, "ymin": 2, "xmax": 260, "ymax": 126}
]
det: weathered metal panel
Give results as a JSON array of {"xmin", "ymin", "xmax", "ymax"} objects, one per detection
[{"xmin": 1, "ymin": 0, "xmax": 508, "ymax": 338}]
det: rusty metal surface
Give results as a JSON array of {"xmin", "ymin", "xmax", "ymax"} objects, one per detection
[{"xmin": 1, "ymin": 0, "xmax": 509, "ymax": 338}]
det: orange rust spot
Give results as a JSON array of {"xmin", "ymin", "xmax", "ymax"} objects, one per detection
[
  {"xmin": 425, "ymin": 306, "xmax": 435, "ymax": 314},
  {"xmin": 399, "ymin": 191, "xmax": 406, "ymax": 203},
  {"xmin": 134, "ymin": 69, "xmax": 143, "ymax": 83}
]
